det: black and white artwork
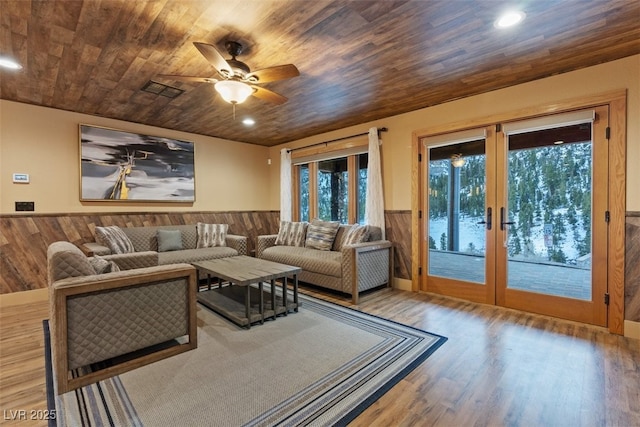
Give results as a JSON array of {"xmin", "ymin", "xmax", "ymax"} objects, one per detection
[{"xmin": 80, "ymin": 125, "xmax": 195, "ymax": 202}]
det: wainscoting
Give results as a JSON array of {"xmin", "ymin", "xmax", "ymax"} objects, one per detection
[
  {"xmin": 626, "ymin": 213, "xmax": 640, "ymax": 322},
  {"xmin": 0, "ymin": 210, "xmax": 413, "ymax": 294},
  {"xmin": 0, "ymin": 211, "xmax": 279, "ymax": 294}
]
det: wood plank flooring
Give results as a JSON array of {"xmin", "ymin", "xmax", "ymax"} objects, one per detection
[{"xmin": 1, "ymin": 287, "xmax": 639, "ymax": 426}]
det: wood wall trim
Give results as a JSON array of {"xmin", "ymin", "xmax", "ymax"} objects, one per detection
[
  {"xmin": 412, "ymin": 89, "xmax": 628, "ymax": 139},
  {"xmin": 411, "ymin": 131, "xmax": 421, "ymax": 293},
  {"xmin": 608, "ymin": 95, "xmax": 627, "ymax": 335}
]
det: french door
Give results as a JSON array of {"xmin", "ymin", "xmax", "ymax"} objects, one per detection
[{"xmin": 421, "ymin": 106, "xmax": 609, "ymax": 326}]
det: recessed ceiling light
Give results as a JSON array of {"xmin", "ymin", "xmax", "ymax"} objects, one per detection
[
  {"xmin": 242, "ymin": 118, "xmax": 255, "ymax": 126},
  {"xmin": 0, "ymin": 57, "xmax": 23, "ymax": 70},
  {"xmin": 494, "ymin": 11, "xmax": 525, "ymax": 29}
]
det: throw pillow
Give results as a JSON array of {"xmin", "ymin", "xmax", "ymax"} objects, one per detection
[
  {"xmin": 89, "ymin": 255, "xmax": 121, "ymax": 274},
  {"xmin": 275, "ymin": 221, "xmax": 308, "ymax": 247},
  {"xmin": 196, "ymin": 223, "xmax": 228, "ymax": 248},
  {"xmin": 305, "ymin": 219, "xmax": 340, "ymax": 251},
  {"xmin": 157, "ymin": 229, "xmax": 183, "ymax": 252},
  {"xmin": 95, "ymin": 226, "xmax": 135, "ymax": 254},
  {"xmin": 340, "ymin": 224, "xmax": 370, "ymax": 249}
]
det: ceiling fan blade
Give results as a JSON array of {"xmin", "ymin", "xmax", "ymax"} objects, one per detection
[
  {"xmin": 193, "ymin": 42, "xmax": 233, "ymax": 77},
  {"xmin": 250, "ymin": 85, "xmax": 288, "ymax": 104},
  {"xmin": 157, "ymin": 75, "xmax": 218, "ymax": 84},
  {"xmin": 245, "ymin": 64, "xmax": 300, "ymax": 83}
]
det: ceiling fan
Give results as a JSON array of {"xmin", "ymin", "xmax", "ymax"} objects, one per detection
[{"xmin": 158, "ymin": 41, "xmax": 299, "ymax": 106}]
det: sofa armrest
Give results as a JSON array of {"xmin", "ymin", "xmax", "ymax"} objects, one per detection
[
  {"xmin": 256, "ymin": 234, "xmax": 278, "ymax": 258},
  {"xmin": 226, "ymin": 234, "xmax": 248, "ymax": 256},
  {"xmin": 341, "ymin": 240, "xmax": 393, "ymax": 304},
  {"xmin": 81, "ymin": 242, "xmax": 111, "ymax": 257},
  {"xmin": 101, "ymin": 251, "xmax": 159, "ymax": 270},
  {"xmin": 51, "ymin": 263, "xmax": 197, "ymax": 393}
]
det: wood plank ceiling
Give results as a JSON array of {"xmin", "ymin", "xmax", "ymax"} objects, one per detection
[{"xmin": 1, "ymin": 0, "xmax": 639, "ymax": 146}]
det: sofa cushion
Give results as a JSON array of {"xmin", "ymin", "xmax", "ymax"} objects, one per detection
[
  {"xmin": 158, "ymin": 247, "xmax": 238, "ymax": 265},
  {"xmin": 261, "ymin": 246, "xmax": 341, "ymax": 278},
  {"xmin": 196, "ymin": 223, "xmax": 228, "ymax": 248},
  {"xmin": 339, "ymin": 224, "xmax": 370, "ymax": 249},
  {"xmin": 157, "ymin": 229, "xmax": 183, "ymax": 252},
  {"xmin": 124, "ymin": 225, "xmax": 197, "ymax": 252},
  {"xmin": 275, "ymin": 221, "xmax": 308, "ymax": 247},
  {"xmin": 89, "ymin": 254, "xmax": 121, "ymax": 274},
  {"xmin": 95, "ymin": 226, "xmax": 134, "ymax": 254},
  {"xmin": 305, "ymin": 219, "xmax": 340, "ymax": 251}
]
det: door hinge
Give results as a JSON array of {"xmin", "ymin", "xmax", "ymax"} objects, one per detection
[
  {"xmin": 605, "ymin": 127, "xmax": 610, "ymax": 140},
  {"xmin": 418, "ymin": 266, "xmax": 422, "ymax": 276},
  {"xmin": 419, "ymin": 210, "xmax": 422, "ymax": 219},
  {"xmin": 605, "ymin": 211, "xmax": 610, "ymax": 223},
  {"xmin": 604, "ymin": 293, "xmax": 610, "ymax": 305},
  {"xmin": 418, "ymin": 153, "xmax": 422, "ymax": 162},
  {"xmin": 496, "ymin": 124, "xmax": 502, "ymax": 132}
]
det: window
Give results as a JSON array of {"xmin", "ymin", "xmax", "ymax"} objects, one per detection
[
  {"xmin": 298, "ymin": 164, "xmax": 310, "ymax": 222},
  {"xmin": 294, "ymin": 152, "xmax": 368, "ymax": 224}
]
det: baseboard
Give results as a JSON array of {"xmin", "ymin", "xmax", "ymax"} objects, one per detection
[
  {"xmin": 393, "ymin": 278, "xmax": 412, "ymax": 292},
  {"xmin": 0, "ymin": 288, "xmax": 48, "ymax": 307},
  {"xmin": 624, "ymin": 320, "xmax": 640, "ymax": 340}
]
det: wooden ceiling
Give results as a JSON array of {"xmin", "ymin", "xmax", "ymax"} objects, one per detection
[{"xmin": 1, "ymin": 0, "xmax": 639, "ymax": 146}]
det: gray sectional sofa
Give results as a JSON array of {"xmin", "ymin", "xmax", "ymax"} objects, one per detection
[
  {"xmin": 256, "ymin": 224, "xmax": 393, "ymax": 304},
  {"xmin": 82, "ymin": 224, "xmax": 247, "ymax": 276}
]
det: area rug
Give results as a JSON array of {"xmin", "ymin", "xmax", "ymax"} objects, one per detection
[{"xmin": 45, "ymin": 294, "xmax": 446, "ymax": 427}]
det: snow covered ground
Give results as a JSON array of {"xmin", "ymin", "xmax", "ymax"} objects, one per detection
[{"xmin": 428, "ymin": 215, "xmax": 587, "ymax": 265}]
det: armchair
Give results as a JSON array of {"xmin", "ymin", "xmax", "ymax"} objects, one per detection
[{"xmin": 48, "ymin": 241, "xmax": 197, "ymax": 394}]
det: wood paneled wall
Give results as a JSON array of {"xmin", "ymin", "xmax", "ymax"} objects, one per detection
[
  {"xmin": 385, "ymin": 211, "xmax": 411, "ymax": 281},
  {"xmin": 626, "ymin": 213, "xmax": 640, "ymax": 322},
  {"xmin": 0, "ymin": 211, "xmax": 279, "ymax": 294},
  {"xmin": 0, "ymin": 210, "xmax": 413, "ymax": 294}
]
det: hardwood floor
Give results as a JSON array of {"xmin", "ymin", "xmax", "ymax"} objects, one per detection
[{"xmin": 1, "ymin": 287, "xmax": 639, "ymax": 426}]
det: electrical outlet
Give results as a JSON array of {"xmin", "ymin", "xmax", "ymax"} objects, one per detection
[{"xmin": 15, "ymin": 201, "xmax": 34, "ymax": 211}]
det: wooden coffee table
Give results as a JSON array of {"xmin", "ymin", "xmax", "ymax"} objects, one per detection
[{"xmin": 192, "ymin": 256, "xmax": 301, "ymax": 328}]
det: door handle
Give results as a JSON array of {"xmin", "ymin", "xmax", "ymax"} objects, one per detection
[
  {"xmin": 500, "ymin": 207, "xmax": 514, "ymax": 230},
  {"xmin": 477, "ymin": 207, "xmax": 492, "ymax": 230}
]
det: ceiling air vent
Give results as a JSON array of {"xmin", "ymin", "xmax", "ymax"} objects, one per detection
[{"xmin": 141, "ymin": 80, "xmax": 184, "ymax": 99}]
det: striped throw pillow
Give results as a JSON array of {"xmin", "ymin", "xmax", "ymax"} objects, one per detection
[
  {"xmin": 275, "ymin": 221, "xmax": 308, "ymax": 247},
  {"xmin": 305, "ymin": 219, "xmax": 340, "ymax": 251},
  {"xmin": 196, "ymin": 223, "xmax": 228, "ymax": 248},
  {"xmin": 95, "ymin": 226, "xmax": 135, "ymax": 254},
  {"xmin": 340, "ymin": 224, "xmax": 370, "ymax": 249}
]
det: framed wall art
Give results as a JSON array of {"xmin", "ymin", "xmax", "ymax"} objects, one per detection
[{"xmin": 79, "ymin": 124, "xmax": 195, "ymax": 202}]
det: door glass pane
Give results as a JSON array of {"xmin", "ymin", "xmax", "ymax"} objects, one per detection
[
  {"xmin": 298, "ymin": 164, "xmax": 309, "ymax": 222},
  {"xmin": 357, "ymin": 153, "xmax": 368, "ymax": 224},
  {"xmin": 506, "ymin": 123, "xmax": 592, "ymax": 300},
  {"xmin": 428, "ymin": 140, "xmax": 486, "ymax": 284},
  {"xmin": 318, "ymin": 157, "xmax": 348, "ymax": 223}
]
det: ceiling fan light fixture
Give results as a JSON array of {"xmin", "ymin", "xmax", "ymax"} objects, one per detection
[{"xmin": 214, "ymin": 80, "xmax": 253, "ymax": 104}]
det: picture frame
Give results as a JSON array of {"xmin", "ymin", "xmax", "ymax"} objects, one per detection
[{"xmin": 79, "ymin": 124, "xmax": 195, "ymax": 202}]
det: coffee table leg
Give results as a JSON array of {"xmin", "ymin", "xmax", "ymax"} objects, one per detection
[
  {"xmin": 245, "ymin": 285, "xmax": 251, "ymax": 329},
  {"xmin": 207, "ymin": 273, "xmax": 212, "ymax": 291},
  {"xmin": 259, "ymin": 282, "xmax": 264, "ymax": 324},
  {"xmin": 270, "ymin": 279, "xmax": 276, "ymax": 320},
  {"xmin": 294, "ymin": 274, "xmax": 299, "ymax": 312},
  {"xmin": 282, "ymin": 276, "xmax": 288, "ymax": 316}
]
